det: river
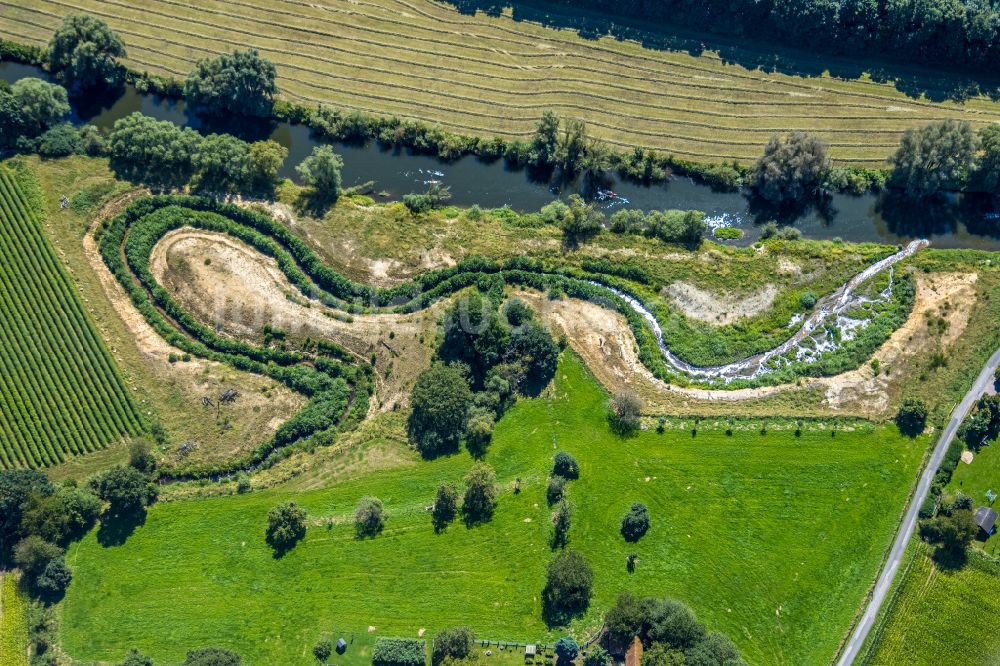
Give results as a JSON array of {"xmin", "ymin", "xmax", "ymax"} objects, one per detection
[{"xmin": 4, "ymin": 60, "xmax": 1000, "ymax": 248}]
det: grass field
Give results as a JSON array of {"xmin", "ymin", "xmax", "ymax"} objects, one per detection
[
  {"xmin": 0, "ymin": 165, "xmax": 142, "ymax": 468},
  {"xmin": 0, "ymin": 573, "xmax": 29, "ymax": 666},
  {"xmin": 862, "ymin": 546, "xmax": 1000, "ymax": 666},
  {"xmin": 5, "ymin": 0, "xmax": 1000, "ymax": 165},
  {"xmin": 61, "ymin": 352, "xmax": 925, "ymax": 665},
  {"xmin": 947, "ymin": 438, "xmax": 1000, "ymax": 555}
]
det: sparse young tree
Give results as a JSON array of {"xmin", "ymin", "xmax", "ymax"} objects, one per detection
[
  {"xmin": 185, "ymin": 49, "xmax": 277, "ymax": 117},
  {"xmin": 530, "ymin": 110, "xmax": 561, "ymax": 166},
  {"xmin": 355, "ymin": 496, "xmax": 385, "ymax": 538},
  {"xmin": 47, "ymin": 13, "xmax": 127, "ymax": 91},
  {"xmin": 266, "ymin": 501, "xmax": 307, "ymax": 550},
  {"xmin": 465, "ymin": 409, "xmax": 495, "ymax": 458},
  {"xmin": 462, "ymin": 462, "xmax": 498, "ymax": 524},
  {"xmin": 547, "ymin": 475, "xmax": 568, "ymax": 506},
  {"xmin": 752, "ymin": 132, "xmax": 830, "ymax": 204},
  {"xmin": 890, "ymin": 120, "xmax": 978, "ymax": 198},
  {"xmin": 432, "ymin": 482, "xmax": 460, "ymax": 531},
  {"xmin": 128, "ymin": 438, "xmax": 157, "ymax": 474},
  {"xmin": 609, "ymin": 390, "xmax": 643, "ymax": 435},
  {"xmin": 551, "ymin": 498, "xmax": 574, "ymax": 549}
]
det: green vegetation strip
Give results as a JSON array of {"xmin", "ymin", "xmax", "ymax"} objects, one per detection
[
  {"xmin": 61, "ymin": 353, "xmax": 925, "ymax": 666},
  {"xmin": 0, "ymin": 167, "xmax": 142, "ymax": 470}
]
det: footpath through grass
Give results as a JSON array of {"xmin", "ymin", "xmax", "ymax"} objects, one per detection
[
  {"xmin": 0, "ymin": 573, "xmax": 29, "ymax": 666},
  {"xmin": 61, "ymin": 353, "xmax": 924, "ymax": 665},
  {"xmin": 862, "ymin": 545, "xmax": 1000, "ymax": 666}
]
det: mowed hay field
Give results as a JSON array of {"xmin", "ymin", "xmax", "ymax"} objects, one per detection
[
  {"xmin": 62, "ymin": 354, "xmax": 925, "ymax": 666},
  {"xmin": 6, "ymin": 1, "xmax": 1000, "ymax": 165},
  {"xmin": 863, "ymin": 547, "xmax": 1000, "ymax": 666},
  {"xmin": 0, "ymin": 167, "xmax": 142, "ymax": 469}
]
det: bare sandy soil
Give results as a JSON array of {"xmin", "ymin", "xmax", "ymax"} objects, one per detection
[
  {"xmin": 521, "ymin": 271, "xmax": 977, "ymax": 419},
  {"xmin": 664, "ymin": 281, "xmax": 778, "ymax": 325},
  {"xmin": 150, "ymin": 229, "xmax": 440, "ymax": 411},
  {"xmin": 82, "ymin": 198, "xmax": 305, "ymax": 466}
]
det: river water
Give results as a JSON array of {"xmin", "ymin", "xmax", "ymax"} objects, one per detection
[{"xmin": 4, "ymin": 61, "xmax": 1000, "ymax": 249}]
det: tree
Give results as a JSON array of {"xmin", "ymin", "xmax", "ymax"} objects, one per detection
[
  {"xmin": 560, "ymin": 194, "xmax": 604, "ymax": 245},
  {"xmin": 314, "ymin": 638, "xmax": 333, "ymax": 662},
  {"xmin": 185, "ymin": 49, "xmax": 277, "ymax": 117},
  {"xmin": 9, "ymin": 78, "xmax": 70, "ymax": 135},
  {"xmin": 0, "ymin": 469, "xmax": 53, "ymax": 553},
  {"xmin": 432, "ymin": 482, "xmax": 460, "ymax": 531},
  {"xmin": 248, "ymin": 140, "xmax": 288, "ymax": 191},
  {"xmin": 462, "ymin": 463, "xmax": 498, "ymax": 524},
  {"xmin": 185, "ymin": 648, "xmax": 242, "ymax": 666},
  {"xmin": 128, "ymin": 438, "xmax": 157, "ymax": 474},
  {"xmin": 685, "ymin": 632, "xmax": 747, "ymax": 666},
  {"xmin": 543, "ymin": 549, "xmax": 593, "ymax": 621},
  {"xmin": 641, "ymin": 598, "xmax": 706, "ymax": 651},
  {"xmin": 90, "ymin": 465, "xmax": 155, "ymax": 516},
  {"xmin": 547, "ymin": 475, "xmax": 567, "ymax": 505},
  {"xmin": 552, "ymin": 451, "xmax": 579, "ymax": 480},
  {"xmin": 621, "ymin": 502, "xmax": 651, "ymax": 542},
  {"xmin": 13, "ymin": 536, "xmax": 63, "ymax": 577},
  {"xmin": 408, "ymin": 364, "xmax": 473, "ymax": 457},
  {"xmin": 603, "ymin": 592, "xmax": 644, "ymax": 648},
  {"xmin": 642, "ymin": 643, "xmax": 687, "ymax": 666},
  {"xmin": 35, "ymin": 557, "xmax": 72, "ymax": 596},
  {"xmin": 555, "ymin": 118, "xmax": 588, "ymax": 174},
  {"xmin": 355, "ymin": 496, "xmax": 385, "ymax": 538},
  {"xmin": 583, "ymin": 645, "xmax": 611, "ymax": 666},
  {"xmin": 118, "ymin": 648, "xmax": 155, "ymax": 666},
  {"xmin": 609, "ymin": 390, "xmax": 643, "ymax": 435},
  {"xmin": 37, "ymin": 123, "xmax": 82, "ymax": 157},
  {"xmin": 503, "ymin": 298, "xmax": 534, "ymax": 327},
  {"xmin": 530, "ymin": 110, "xmax": 561, "ymax": 166},
  {"xmin": 752, "ymin": 132, "xmax": 830, "ymax": 204},
  {"xmin": 890, "ymin": 120, "xmax": 978, "ymax": 198},
  {"xmin": 108, "ymin": 112, "xmax": 203, "ymax": 189},
  {"xmin": 920, "ymin": 508, "xmax": 978, "ymax": 553},
  {"xmin": 296, "ymin": 145, "xmax": 344, "ymax": 202},
  {"xmin": 47, "ymin": 13, "xmax": 127, "ymax": 91},
  {"xmin": 465, "ymin": 409, "xmax": 494, "ymax": 458},
  {"xmin": 432, "ymin": 626, "xmax": 475, "ymax": 665},
  {"xmin": 266, "ymin": 501, "xmax": 307, "ymax": 551},
  {"xmin": 554, "ymin": 637, "xmax": 579, "ymax": 663},
  {"xmin": 551, "ymin": 499, "xmax": 574, "ymax": 549},
  {"xmin": 20, "ymin": 486, "xmax": 100, "ymax": 544},
  {"xmin": 194, "ymin": 133, "xmax": 250, "ymax": 193},
  {"xmin": 896, "ymin": 398, "xmax": 928, "ymax": 437},
  {"xmin": 508, "ymin": 320, "xmax": 559, "ymax": 391}
]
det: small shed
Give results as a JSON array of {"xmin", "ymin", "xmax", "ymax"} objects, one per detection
[
  {"xmin": 525, "ymin": 645, "xmax": 537, "ymax": 658},
  {"xmin": 336, "ymin": 638, "xmax": 348, "ymax": 654},
  {"xmin": 975, "ymin": 506, "xmax": 998, "ymax": 536}
]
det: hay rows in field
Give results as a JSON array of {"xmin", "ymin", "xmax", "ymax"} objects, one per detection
[
  {"xmin": 0, "ymin": 171, "xmax": 143, "ymax": 469},
  {"xmin": 6, "ymin": 0, "xmax": 1000, "ymax": 164}
]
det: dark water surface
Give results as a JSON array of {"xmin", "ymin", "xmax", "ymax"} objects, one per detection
[{"xmin": 4, "ymin": 61, "xmax": 999, "ymax": 249}]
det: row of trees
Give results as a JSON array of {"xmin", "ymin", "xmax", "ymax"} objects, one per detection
[
  {"xmin": 530, "ymin": 0, "xmax": 1000, "ymax": 72},
  {"xmin": 753, "ymin": 121, "xmax": 1000, "ymax": 206}
]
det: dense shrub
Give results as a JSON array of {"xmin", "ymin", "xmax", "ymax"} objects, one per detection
[
  {"xmin": 184, "ymin": 647, "xmax": 242, "ymax": 666},
  {"xmin": 37, "ymin": 123, "xmax": 82, "ymax": 157},
  {"xmin": 432, "ymin": 627, "xmax": 475, "ymax": 665},
  {"xmin": 355, "ymin": 496, "xmax": 385, "ymax": 538},
  {"xmin": 372, "ymin": 638, "xmax": 426, "ymax": 666},
  {"xmin": 547, "ymin": 475, "xmax": 568, "ymax": 505},
  {"xmin": 552, "ymin": 451, "xmax": 579, "ymax": 480},
  {"xmin": 896, "ymin": 398, "xmax": 928, "ymax": 436},
  {"xmin": 620, "ymin": 502, "xmax": 651, "ymax": 542}
]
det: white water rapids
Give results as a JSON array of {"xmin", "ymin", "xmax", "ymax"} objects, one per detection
[{"xmin": 599, "ymin": 239, "xmax": 928, "ymax": 383}]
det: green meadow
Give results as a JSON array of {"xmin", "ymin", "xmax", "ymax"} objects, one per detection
[{"xmin": 62, "ymin": 353, "xmax": 924, "ymax": 666}]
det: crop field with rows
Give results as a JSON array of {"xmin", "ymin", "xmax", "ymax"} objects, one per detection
[
  {"xmin": 0, "ymin": 168, "xmax": 142, "ymax": 468},
  {"xmin": 5, "ymin": 0, "xmax": 1000, "ymax": 165}
]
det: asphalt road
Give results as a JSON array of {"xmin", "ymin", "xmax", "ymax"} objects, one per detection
[{"xmin": 836, "ymin": 346, "xmax": 1000, "ymax": 665}]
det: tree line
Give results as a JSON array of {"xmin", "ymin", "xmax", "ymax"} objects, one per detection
[{"xmin": 528, "ymin": 0, "xmax": 1000, "ymax": 73}]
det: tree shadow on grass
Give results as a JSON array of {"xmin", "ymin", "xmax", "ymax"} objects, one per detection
[
  {"xmin": 931, "ymin": 545, "xmax": 969, "ymax": 571},
  {"xmin": 96, "ymin": 507, "xmax": 147, "ymax": 548}
]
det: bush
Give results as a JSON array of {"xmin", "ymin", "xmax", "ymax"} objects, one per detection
[
  {"xmin": 372, "ymin": 638, "xmax": 426, "ymax": 666},
  {"xmin": 547, "ymin": 475, "xmax": 568, "ymax": 505},
  {"xmin": 620, "ymin": 502, "xmax": 651, "ymax": 542},
  {"xmin": 465, "ymin": 409, "xmax": 495, "ymax": 458},
  {"xmin": 551, "ymin": 499, "xmax": 574, "ymax": 549},
  {"xmin": 266, "ymin": 501, "xmax": 307, "ymax": 551},
  {"xmin": 552, "ymin": 451, "xmax": 579, "ymax": 480},
  {"xmin": 462, "ymin": 462, "xmax": 498, "ymax": 525},
  {"xmin": 34, "ymin": 557, "xmax": 72, "ymax": 596},
  {"xmin": 37, "ymin": 123, "xmax": 82, "ymax": 157},
  {"xmin": 543, "ymin": 549, "xmax": 593, "ymax": 622},
  {"xmin": 432, "ymin": 482, "xmax": 459, "ymax": 531},
  {"xmin": 184, "ymin": 647, "xmax": 242, "ymax": 666},
  {"xmin": 799, "ymin": 291, "xmax": 817, "ymax": 309},
  {"xmin": 355, "ymin": 496, "xmax": 385, "ymax": 538},
  {"xmin": 554, "ymin": 637, "xmax": 579, "ymax": 662},
  {"xmin": 896, "ymin": 398, "xmax": 928, "ymax": 437},
  {"xmin": 432, "ymin": 626, "xmax": 475, "ymax": 665},
  {"xmin": 609, "ymin": 390, "xmax": 643, "ymax": 435},
  {"xmin": 583, "ymin": 646, "xmax": 611, "ymax": 666},
  {"xmin": 313, "ymin": 638, "xmax": 333, "ymax": 662}
]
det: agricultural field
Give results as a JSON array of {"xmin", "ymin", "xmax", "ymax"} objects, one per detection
[
  {"xmin": 62, "ymin": 353, "xmax": 925, "ymax": 666},
  {"xmin": 0, "ymin": 165, "xmax": 142, "ymax": 469},
  {"xmin": 0, "ymin": 573, "xmax": 29, "ymax": 666},
  {"xmin": 861, "ymin": 545, "xmax": 1000, "ymax": 666},
  {"xmin": 5, "ymin": 0, "xmax": 1000, "ymax": 165}
]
